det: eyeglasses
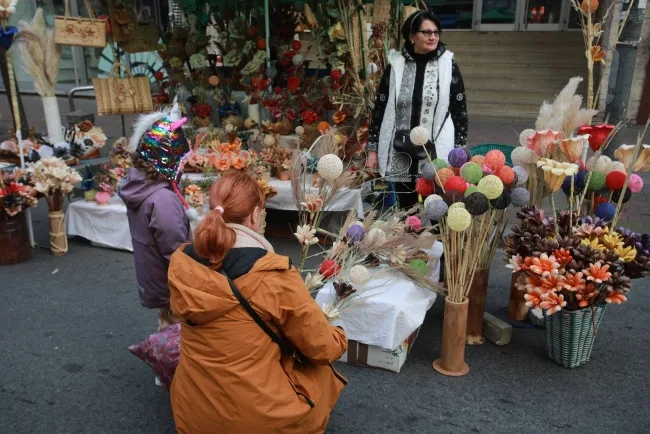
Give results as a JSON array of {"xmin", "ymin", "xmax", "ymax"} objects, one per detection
[{"xmin": 416, "ymin": 30, "xmax": 440, "ymax": 38}]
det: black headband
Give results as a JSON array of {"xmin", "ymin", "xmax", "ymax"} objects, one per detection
[{"xmin": 409, "ymin": 11, "xmax": 425, "ymax": 34}]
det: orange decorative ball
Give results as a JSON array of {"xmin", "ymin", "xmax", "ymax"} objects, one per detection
[
  {"xmin": 485, "ymin": 150, "xmax": 506, "ymax": 170},
  {"xmin": 317, "ymin": 121, "xmax": 331, "ymax": 134},
  {"xmin": 496, "ymin": 166, "xmax": 515, "ymax": 185},
  {"xmin": 470, "ymin": 155, "xmax": 485, "ymax": 167},
  {"xmin": 208, "ymin": 75, "xmax": 219, "ymax": 87},
  {"xmin": 435, "ymin": 168, "xmax": 455, "ymax": 187}
]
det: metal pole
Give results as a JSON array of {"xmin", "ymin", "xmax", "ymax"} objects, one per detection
[{"xmin": 264, "ymin": 0, "xmax": 271, "ymax": 69}]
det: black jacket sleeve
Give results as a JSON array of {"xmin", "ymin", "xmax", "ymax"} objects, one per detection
[
  {"xmin": 449, "ymin": 60, "xmax": 468, "ymax": 148},
  {"xmin": 367, "ymin": 65, "xmax": 391, "ymax": 153}
]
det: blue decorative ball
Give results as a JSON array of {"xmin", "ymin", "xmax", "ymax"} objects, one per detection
[
  {"xmin": 421, "ymin": 163, "xmax": 436, "ymax": 181},
  {"xmin": 425, "ymin": 199, "xmax": 449, "ymax": 220},
  {"xmin": 346, "ymin": 224, "xmax": 365, "ymax": 242},
  {"xmin": 448, "ymin": 148, "xmax": 469, "ymax": 168},
  {"xmin": 595, "ymin": 202, "xmax": 616, "ymax": 221}
]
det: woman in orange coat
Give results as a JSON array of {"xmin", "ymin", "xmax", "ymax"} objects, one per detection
[{"xmin": 168, "ymin": 172, "xmax": 348, "ymax": 434}]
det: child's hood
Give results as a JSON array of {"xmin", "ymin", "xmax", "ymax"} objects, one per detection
[{"xmin": 119, "ymin": 167, "xmax": 171, "ymax": 209}]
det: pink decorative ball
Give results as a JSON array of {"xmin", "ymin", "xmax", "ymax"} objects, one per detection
[
  {"xmin": 628, "ymin": 174, "xmax": 644, "ymax": 193},
  {"xmin": 496, "ymin": 166, "xmax": 515, "ymax": 185},
  {"xmin": 445, "ymin": 175, "xmax": 468, "ymax": 193},
  {"xmin": 95, "ymin": 191, "xmax": 111, "ymax": 205},
  {"xmin": 485, "ymin": 150, "xmax": 506, "ymax": 170},
  {"xmin": 405, "ymin": 215, "xmax": 422, "ymax": 231},
  {"xmin": 482, "ymin": 164, "xmax": 496, "ymax": 175}
]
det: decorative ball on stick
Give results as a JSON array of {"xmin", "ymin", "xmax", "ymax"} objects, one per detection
[
  {"xmin": 463, "ymin": 192, "xmax": 490, "ymax": 216},
  {"xmin": 606, "ymin": 171, "xmax": 627, "ymax": 191},
  {"xmin": 421, "ymin": 163, "xmax": 436, "ymax": 181},
  {"xmin": 319, "ymin": 260, "xmax": 340, "ymax": 278},
  {"xmin": 415, "ymin": 177, "xmax": 435, "ymax": 196},
  {"xmin": 595, "ymin": 202, "xmax": 616, "ymax": 221},
  {"xmin": 485, "ymin": 150, "xmax": 506, "ymax": 170},
  {"xmin": 295, "ymin": 126, "xmax": 304, "ymax": 136},
  {"xmin": 512, "ymin": 165, "xmax": 529, "ymax": 184},
  {"xmin": 447, "ymin": 207, "xmax": 472, "ymax": 231},
  {"xmin": 628, "ymin": 174, "xmax": 644, "ymax": 193},
  {"xmin": 425, "ymin": 198, "xmax": 448, "ymax": 221},
  {"xmin": 461, "ymin": 162, "xmax": 483, "ymax": 184},
  {"xmin": 432, "ymin": 158, "xmax": 449, "ymax": 170},
  {"xmin": 349, "ymin": 265, "xmax": 370, "ymax": 285},
  {"xmin": 409, "ymin": 126, "xmax": 430, "ymax": 147},
  {"xmin": 612, "ymin": 188, "xmax": 632, "ymax": 204},
  {"xmin": 448, "ymin": 148, "xmax": 468, "ymax": 168},
  {"xmin": 317, "ymin": 154, "xmax": 344, "ymax": 181},
  {"xmin": 264, "ymin": 134, "xmax": 276, "ymax": 146},
  {"xmin": 519, "ymin": 129, "xmax": 536, "ymax": 146},
  {"xmin": 449, "ymin": 202, "xmax": 466, "ymax": 210},
  {"xmin": 496, "ymin": 165, "xmax": 515, "ymax": 185},
  {"xmin": 366, "ymin": 228, "xmax": 387, "ymax": 244},
  {"xmin": 477, "ymin": 175, "xmax": 504, "ymax": 200},
  {"xmin": 409, "ymin": 259, "xmax": 428, "ymax": 277},
  {"xmin": 464, "ymin": 185, "xmax": 479, "ymax": 197},
  {"xmin": 445, "ymin": 175, "xmax": 467, "ymax": 193},
  {"xmin": 510, "ymin": 187, "xmax": 531, "ymax": 207},
  {"xmin": 490, "ymin": 191, "xmax": 511, "ymax": 210},
  {"xmin": 435, "ymin": 168, "xmax": 455, "ymax": 187},
  {"xmin": 587, "ymin": 171, "xmax": 606, "ymax": 191}
]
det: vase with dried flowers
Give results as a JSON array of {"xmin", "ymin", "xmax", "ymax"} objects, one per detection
[
  {"xmin": 0, "ymin": 169, "xmax": 38, "ymax": 264},
  {"xmin": 27, "ymin": 157, "xmax": 81, "ymax": 255}
]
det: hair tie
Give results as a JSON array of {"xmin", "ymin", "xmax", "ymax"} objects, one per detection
[{"xmin": 214, "ymin": 206, "xmax": 224, "ymax": 214}]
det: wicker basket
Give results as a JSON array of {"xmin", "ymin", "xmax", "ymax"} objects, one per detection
[
  {"xmin": 469, "ymin": 143, "xmax": 517, "ymax": 167},
  {"xmin": 92, "ymin": 63, "xmax": 153, "ymax": 116},
  {"xmin": 55, "ymin": 0, "xmax": 106, "ymax": 48},
  {"xmin": 543, "ymin": 303, "xmax": 607, "ymax": 368}
]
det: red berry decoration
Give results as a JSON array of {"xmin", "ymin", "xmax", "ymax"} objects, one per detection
[
  {"xmin": 330, "ymin": 69, "xmax": 342, "ymax": 81},
  {"xmin": 154, "ymin": 71, "xmax": 164, "ymax": 81},
  {"xmin": 291, "ymin": 40, "xmax": 302, "ymax": 51},
  {"xmin": 319, "ymin": 260, "xmax": 340, "ymax": 278},
  {"xmin": 256, "ymin": 39, "xmax": 266, "ymax": 50},
  {"xmin": 605, "ymin": 171, "xmax": 626, "ymax": 190},
  {"xmin": 273, "ymin": 86, "xmax": 282, "ymax": 95},
  {"xmin": 415, "ymin": 177, "xmax": 434, "ymax": 197},
  {"xmin": 496, "ymin": 166, "xmax": 515, "ymax": 185},
  {"xmin": 287, "ymin": 76, "xmax": 300, "ymax": 92},
  {"xmin": 331, "ymin": 82, "xmax": 341, "ymax": 91},
  {"xmin": 444, "ymin": 175, "xmax": 468, "ymax": 193}
]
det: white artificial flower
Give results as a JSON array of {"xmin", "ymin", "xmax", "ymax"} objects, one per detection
[
  {"xmin": 294, "ymin": 224, "xmax": 318, "ymax": 246},
  {"xmin": 304, "ymin": 273, "xmax": 324, "ymax": 291},
  {"xmin": 320, "ymin": 303, "xmax": 341, "ymax": 322}
]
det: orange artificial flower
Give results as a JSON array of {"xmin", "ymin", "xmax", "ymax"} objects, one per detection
[
  {"xmin": 540, "ymin": 291, "xmax": 566, "ymax": 315},
  {"xmin": 185, "ymin": 184, "xmax": 202, "ymax": 195},
  {"xmin": 317, "ymin": 121, "xmax": 331, "ymax": 134},
  {"xmin": 332, "ymin": 110, "xmax": 346, "ymax": 125},
  {"xmin": 605, "ymin": 290, "xmax": 627, "ymax": 305},
  {"xmin": 529, "ymin": 253, "xmax": 560, "ymax": 277},
  {"xmin": 576, "ymin": 283, "xmax": 599, "ymax": 308},
  {"xmin": 584, "ymin": 262, "xmax": 612, "ymax": 283},
  {"xmin": 525, "ymin": 274, "xmax": 543, "ymax": 292},
  {"xmin": 216, "ymin": 158, "xmax": 231, "ymax": 171},
  {"xmin": 561, "ymin": 272, "xmax": 586, "ymax": 292},
  {"xmin": 580, "ymin": 0, "xmax": 599, "ymax": 14},
  {"xmin": 591, "ymin": 46, "xmax": 605, "ymax": 63},
  {"xmin": 540, "ymin": 275, "xmax": 564, "ymax": 293},
  {"xmin": 552, "ymin": 248, "xmax": 573, "ymax": 267},
  {"xmin": 232, "ymin": 157, "xmax": 246, "ymax": 170},
  {"xmin": 524, "ymin": 288, "xmax": 544, "ymax": 308}
]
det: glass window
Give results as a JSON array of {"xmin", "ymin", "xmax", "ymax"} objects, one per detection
[
  {"xmin": 428, "ymin": 0, "xmax": 475, "ymax": 30},
  {"xmin": 526, "ymin": 0, "xmax": 563, "ymax": 24},
  {"xmin": 481, "ymin": 0, "xmax": 517, "ymax": 25}
]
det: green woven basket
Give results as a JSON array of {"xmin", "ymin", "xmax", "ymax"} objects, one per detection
[
  {"xmin": 469, "ymin": 143, "xmax": 517, "ymax": 167},
  {"xmin": 543, "ymin": 303, "xmax": 607, "ymax": 369}
]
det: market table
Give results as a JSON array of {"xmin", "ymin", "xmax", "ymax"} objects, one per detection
[{"xmin": 65, "ymin": 195, "xmax": 133, "ymax": 252}]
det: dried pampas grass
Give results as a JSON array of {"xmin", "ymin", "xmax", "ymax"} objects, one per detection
[
  {"xmin": 535, "ymin": 77, "xmax": 598, "ymax": 138},
  {"xmin": 16, "ymin": 8, "xmax": 60, "ymax": 97}
]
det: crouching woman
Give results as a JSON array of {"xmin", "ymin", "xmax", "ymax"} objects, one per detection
[{"xmin": 168, "ymin": 172, "xmax": 348, "ymax": 434}]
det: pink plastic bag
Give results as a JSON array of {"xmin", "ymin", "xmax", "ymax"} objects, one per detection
[{"xmin": 128, "ymin": 323, "xmax": 181, "ymax": 390}]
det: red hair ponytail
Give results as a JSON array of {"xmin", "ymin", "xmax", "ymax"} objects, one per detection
[{"xmin": 193, "ymin": 172, "xmax": 265, "ymax": 267}]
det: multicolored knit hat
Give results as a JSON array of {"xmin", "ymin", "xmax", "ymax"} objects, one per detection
[{"xmin": 135, "ymin": 116, "xmax": 189, "ymax": 183}]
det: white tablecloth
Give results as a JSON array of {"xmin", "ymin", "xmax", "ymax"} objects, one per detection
[
  {"xmin": 65, "ymin": 195, "xmax": 133, "ymax": 252},
  {"xmin": 184, "ymin": 175, "xmax": 363, "ymax": 217},
  {"xmin": 315, "ymin": 268, "xmax": 438, "ymax": 351}
]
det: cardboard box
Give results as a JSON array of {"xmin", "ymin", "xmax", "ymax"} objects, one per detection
[{"xmin": 338, "ymin": 328, "xmax": 420, "ymax": 373}]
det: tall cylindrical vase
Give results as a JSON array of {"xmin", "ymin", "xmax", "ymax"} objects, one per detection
[
  {"xmin": 466, "ymin": 268, "xmax": 490, "ymax": 345},
  {"xmin": 0, "ymin": 212, "xmax": 31, "ymax": 265},
  {"xmin": 42, "ymin": 96, "xmax": 64, "ymax": 143},
  {"xmin": 433, "ymin": 297, "xmax": 470, "ymax": 376},
  {"xmin": 507, "ymin": 271, "xmax": 528, "ymax": 321},
  {"xmin": 248, "ymin": 103, "xmax": 260, "ymax": 125},
  {"xmin": 48, "ymin": 210, "xmax": 68, "ymax": 256}
]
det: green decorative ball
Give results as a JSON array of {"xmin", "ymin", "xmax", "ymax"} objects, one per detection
[
  {"xmin": 432, "ymin": 158, "xmax": 449, "ymax": 170},
  {"xmin": 84, "ymin": 189, "xmax": 97, "ymax": 201},
  {"xmin": 478, "ymin": 175, "xmax": 504, "ymax": 200},
  {"xmin": 447, "ymin": 207, "xmax": 472, "ymax": 231},
  {"xmin": 587, "ymin": 171, "xmax": 606, "ymax": 191},
  {"xmin": 461, "ymin": 162, "xmax": 483, "ymax": 184},
  {"xmin": 464, "ymin": 185, "xmax": 479, "ymax": 197},
  {"xmin": 409, "ymin": 259, "xmax": 428, "ymax": 277}
]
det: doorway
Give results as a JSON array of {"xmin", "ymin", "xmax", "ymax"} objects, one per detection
[{"xmin": 473, "ymin": 0, "xmax": 572, "ymax": 31}]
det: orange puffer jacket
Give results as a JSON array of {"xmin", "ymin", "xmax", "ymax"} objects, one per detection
[{"xmin": 168, "ymin": 243, "xmax": 348, "ymax": 434}]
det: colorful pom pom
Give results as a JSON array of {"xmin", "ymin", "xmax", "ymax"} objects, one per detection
[
  {"xmin": 345, "ymin": 224, "xmax": 365, "ymax": 242},
  {"xmin": 448, "ymin": 148, "xmax": 469, "ymax": 168},
  {"xmin": 490, "ymin": 192, "xmax": 511, "ymax": 210},
  {"xmin": 349, "ymin": 265, "xmax": 370, "ymax": 285},
  {"xmin": 512, "ymin": 166, "xmax": 529, "ymax": 185},
  {"xmin": 405, "ymin": 215, "xmax": 422, "ymax": 231},
  {"xmin": 595, "ymin": 202, "xmax": 616, "ymax": 221},
  {"xmin": 445, "ymin": 175, "xmax": 467, "ymax": 193},
  {"xmin": 477, "ymin": 175, "xmax": 504, "ymax": 200},
  {"xmin": 612, "ymin": 188, "xmax": 632, "ymax": 204},
  {"xmin": 461, "ymin": 162, "xmax": 483, "ymax": 184},
  {"xmin": 415, "ymin": 177, "xmax": 435, "ymax": 196},
  {"xmin": 432, "ymin": 158, "xmax": 449, "ymax": 170},
  {"xmin": 435, "ymin": 168, "xmax": 455, "ymax": 187},
  {"xmin": 421, "ymin": 163, "xmax": 436, "ymax": 181},
  {"xmin": 485, "ymin": 150, "xmax": 506, "ymax": 170},
  {"xmin": 510, "ymin": 187, "xmax": 530, "ymax": 207},
  {"xmin": 470, "ymin": 155, "xmax": 485, "ymax": 167},
  {"xmin": 319, "ymin": 260, "xmax": 340, "ymax": 278},
  {"xmin": 425, "ymin": 198, "xmax": 448, "ymax": 220},
  {"xmin": 443, "ymin": 190, "xmax": 464, "ymax": 206},
  {"xmin": 317, "ymin": 154, "xmax": 343, "ymax": 181},
  {"xmin": 447, "ymin": 207, "xmax": 472, "ymax": 231},
  {"xmin": 606, "ymin": 171, "xmax": 626, "ymax": 190},
  {"xmin": 464, "ymin": 185, "xmax": 479, "ymax": 197},
  {"xmin": 496, "ymin": 165, "xmax": 515, "ymax": 185},
  {"xmin": 449, "ymin": 202, "xmax": 466, "ymax": 210},
  {"xmin": 587, "ymin": 171, "xmax": 606, "ymax": 191},
  {"xmin": 410, "ymin": 126, "xmax": 430, "ymax": 146},
  {"xmin": 409, "ymin": 259, "xmax": 428, "ymax": 277},
  {"xmin": 463, "ymin": 192, "xmax": 490, "ymax": 216},
  {"xmin": 629, "ymin": 174, "xmax": 644, "ymax": 193}
]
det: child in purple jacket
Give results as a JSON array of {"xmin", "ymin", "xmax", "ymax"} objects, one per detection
[{"xmin": 120, "ymin": 106, "xmax": 195, "ymax": 335}]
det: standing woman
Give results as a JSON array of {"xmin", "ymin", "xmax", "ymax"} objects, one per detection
[{"xmin": 366, "ymin": 10, "xmax": 468, "ymax": 209}]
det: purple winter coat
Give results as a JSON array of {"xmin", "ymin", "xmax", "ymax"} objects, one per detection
[{"xmin": 120, "ymin": 168, "xmax": 190, "ymax": 309}]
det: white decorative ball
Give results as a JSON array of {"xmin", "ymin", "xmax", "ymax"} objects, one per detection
[
  {"xmin": 366, "ymin": 62, "xmax": 378, "ymax": 75},
  {"xmin": 349, "ymin": 265, "xmax": 370, "ymax": 285},
  {"xmin": 366, "ymin": 227, "xmax": 387, "ymax": 245},
  {"xmin": 607, "ymin": 161, "xmax": 626, "ymax": 174},
  {"xmin": 512, "ymin": 165, "xmax": 529, "ymax": 185},
  {"xmin": 370, "ymin": 220, "xmax": 385, "ymax": 230},
  {"xmin": 410, "ymin": 126, "xmax": 430, "ymax": 147},
  {"xmin": 587, "ymin": 155, "xmax": 611, "ymax": 172},
  {"xmin": 225, "ymin": 123, "xmax": 235, "ymax": 133},
  {"xmin": 317, "ymin": 154, "xmax": 344, "ymax": 181},
  {"xmin": 519, "ymin": 129, "xmax": 536, "ymax": 146},
  {"xmin": 263, "ymin": 134, "xmax": 277, "ymax": 146},
  {"xmin": 295, "ymin": 126, "xmax": 305, "ymax": 136},
  {"xmin": 292, "ymin": 54, "xmax": 303, "ymax": 66}
]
